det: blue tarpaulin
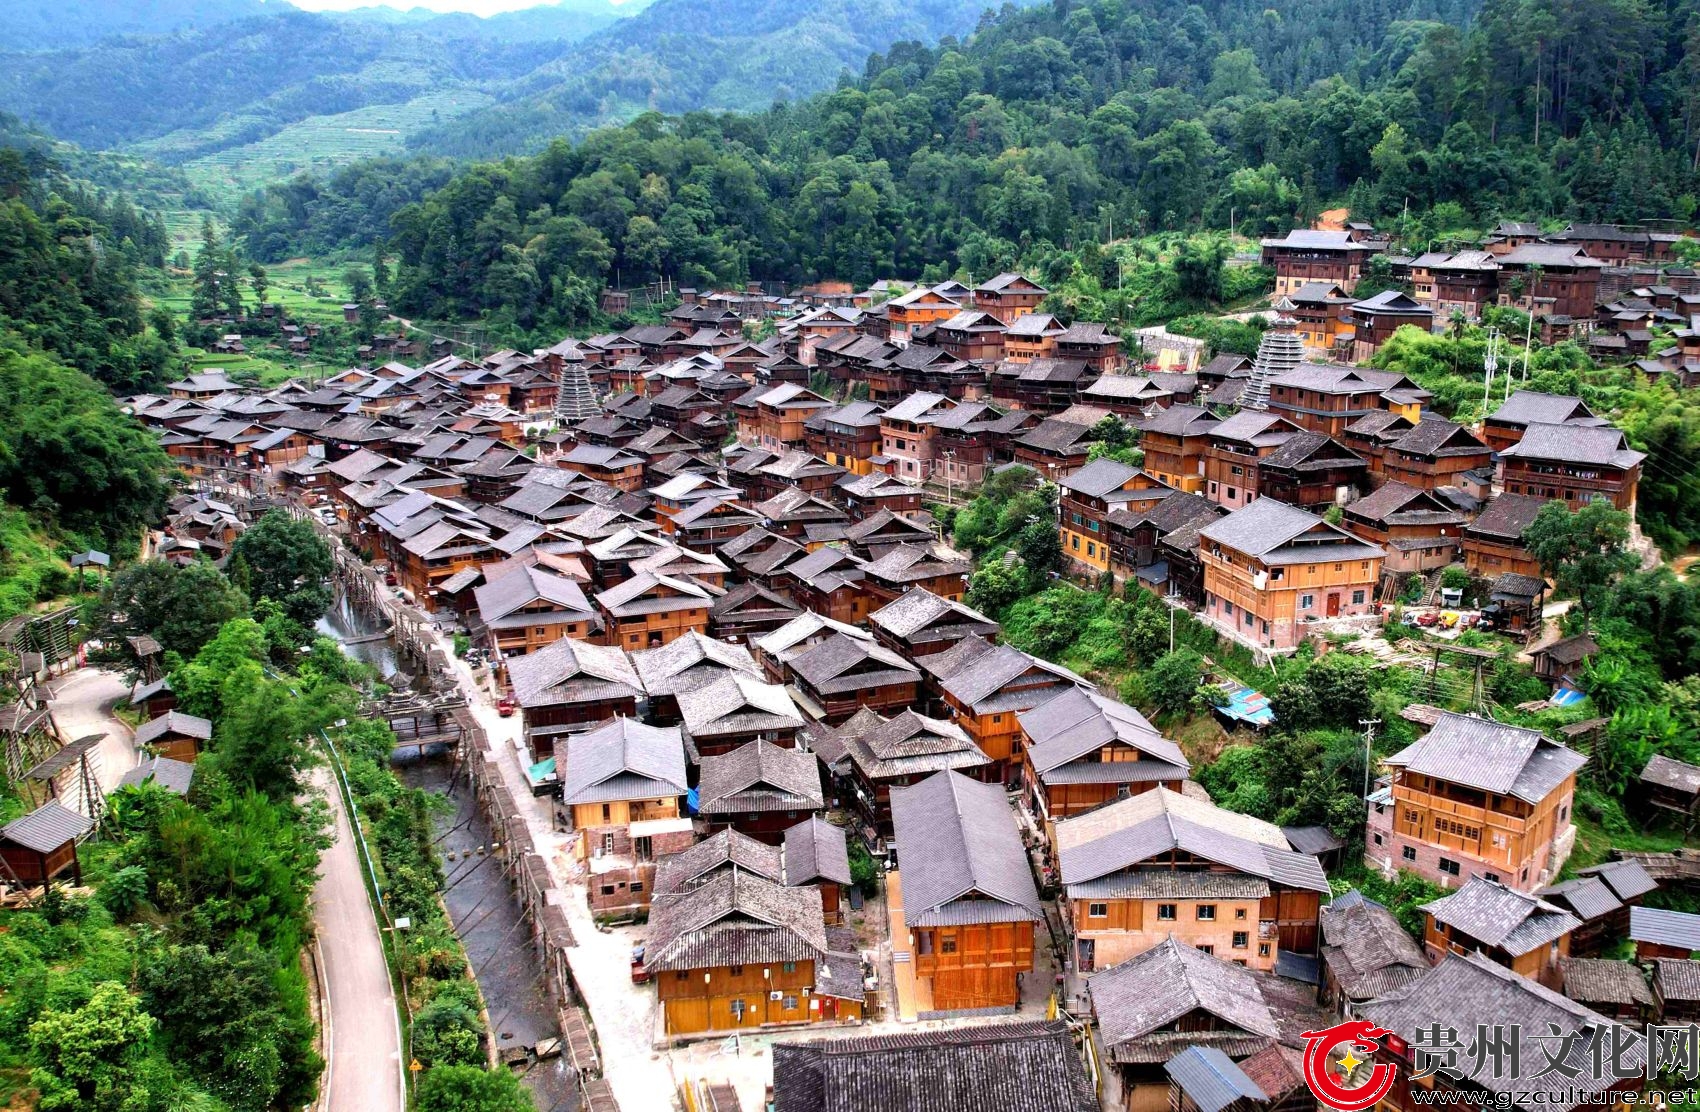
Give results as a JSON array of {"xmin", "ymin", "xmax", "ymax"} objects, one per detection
[
  {"xmin": 1551, "ymin": 686, "xmax": 1586, "ymax": 707},
  {"xmin": 686, "ymin": 786, "xmax": 700, "ymax": 815},
  {"xmin": 1218, "ymin": 687, "xmax": 1275, "ymax": 728}
]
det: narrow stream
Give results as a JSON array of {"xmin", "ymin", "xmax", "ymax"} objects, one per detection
[{"xmin": 320, "ymin": 595, "xmax": 577, "ymax": 1112}]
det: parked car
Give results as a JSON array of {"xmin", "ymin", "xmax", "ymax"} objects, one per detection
[{"xmin": 497, "ymin": 695, "xmax": 516, "ymax": 717}]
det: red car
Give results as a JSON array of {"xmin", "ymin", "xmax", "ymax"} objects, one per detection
[{"xmin": 497, "ymin": 696, "xmax": 516, "ymax": 717}]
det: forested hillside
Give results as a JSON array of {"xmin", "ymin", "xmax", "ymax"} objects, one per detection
[
  {"xmin": 232, "ymin": 0, "xmax": 1696, "ymax": 332},
  {"xmin": 405, "ymin": 0, "xmax": 1018, "ymax": 158},
  {"xmin": 0, "ymin": 0, "xmax": 282, "ymax": 51},
  {"xmin": 0, "ymin": 148, "xmax": 176, "ymax": 621},
  {"xmin": 0, "ymin": 0, "xmax": 1001, "ymax": 199},
  {"xmin": 0, "ymin": 12, "xmax": 568, "ymax": 155}
]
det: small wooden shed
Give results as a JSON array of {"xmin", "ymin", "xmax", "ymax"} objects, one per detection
[
  {"xmin": 0, "ymin": 800, "xmax": 93, "ymax": 886},
  {"xmin": 133, "ymin": 711, "xmax": 212, "ymax": 764},
  {"xmin": 1642, "ymin": 754, "xmax": 1700, "ymax": 823},
  {"xmin": 1631, "ymin": 906, "xmax": 1700, "ymax": 960}
]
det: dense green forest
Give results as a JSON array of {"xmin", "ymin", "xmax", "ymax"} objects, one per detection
[
  {"xmin": 0, "ymin": 13, "xmax": 570, "ymax": 156},
  {"xmin": 231, "ymin": 0, "xmax": 1698, "ymax": 335},
  {"xmin": 0, "ymin": 0, "xmax": 998, "ymax": 200},
  {"xmin": 0, "ymin": 144, "xmax": 177, "ymax": 622},
  {"xmin": 0, "ymin": 0, "xmax": 280, "ymax": 51},
  {"xmin": 405, "ymin": 0, "xmax": 1024, "ymax": 157}
]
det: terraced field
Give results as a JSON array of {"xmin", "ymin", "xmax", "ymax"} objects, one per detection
[{"xmin": 157, "ymin": 90, "xmax": 495, "ymax": 200}]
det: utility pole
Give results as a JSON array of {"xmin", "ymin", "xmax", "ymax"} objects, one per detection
[
  {"xmin": 1521, "ymin": 309, "xmax": 1535, "ymax": 382},
  {"xmin": 1359, "ymin": 718, "xmax": 1381, "ymax": 802},
  {"xmin": 1169, "ymin": 604, "xmax": 1176, "ymax": 655},
  {"xmin": 1481, "ymin": 326, "xmax": 1499, "ymax": 411}
]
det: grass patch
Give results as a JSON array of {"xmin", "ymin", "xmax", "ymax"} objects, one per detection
[
  {"xmin": 0, "ymin": 507, "xmax": 98, "ymax": 625},
  {"xmin": 1565, "ymin": 788, "xmax": 1687, "ymax": 874}
]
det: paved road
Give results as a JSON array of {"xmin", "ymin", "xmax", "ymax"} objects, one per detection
[
  {"xmin": 45, "ymin": 667, "xmax": 138, "ymax": 813},
  {"xmin": 310, "ymin": 765, "xmax": 405, "ymax": 1112}
]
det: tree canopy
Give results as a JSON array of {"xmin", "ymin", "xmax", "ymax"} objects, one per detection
[{"xmin": 229, "ymin": 510, "xmax": 335, "ymax": 624}]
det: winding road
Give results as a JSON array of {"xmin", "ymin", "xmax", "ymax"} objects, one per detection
[
  {"xmin": 47, "ymin": 662, "xmax": 403, "ymax": 1112},
  {"xmin": 310, "ymin": 763, "xmax": 406, "ymax": 1112},
  {"xmin": 44, "ymin": 666, "xmax": 138, "ymax": 809}
]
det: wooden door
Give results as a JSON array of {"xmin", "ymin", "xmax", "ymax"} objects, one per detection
[{"xmin": 1326, "ymin": 592, "xmax": 1341, "ymax": 617}]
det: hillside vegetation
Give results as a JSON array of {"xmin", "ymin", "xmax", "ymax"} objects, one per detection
[
  {"xmin": 0, "ymin": 0, "xmax": 1001, "ymax": 200},
  {"xmin": 229, "ymin": 0, "xmax": 1693, "ymax": 319}
]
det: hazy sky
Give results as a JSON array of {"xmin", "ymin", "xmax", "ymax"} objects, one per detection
[{"xmin": 290, "ymin": 0, "xmax": 595, "ymax": 14}]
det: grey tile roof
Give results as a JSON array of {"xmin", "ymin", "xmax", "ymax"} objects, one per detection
[
  {"xmin": 783, "ymin": 816, "xmax": 852, "ymax": 886},
  {"xmin": 890, "ymin": 770, "xmax": 1042, "ymax": 927},
  {"xmin": 132, "ymin": 710, "xmax": 213, "ymax": 747},
  {"xmin": 1496, "ymin": 244, "xmax": 1606, "ymax": 268},
  {"xmin": 644, "ymin": 870, "xmax": 827, "ymax": 972},
  {"xmin": 1060, "ymin": 458, "xmax": 1144, "ymax": 497},
  {"xmin": 696, "ymin": 740, "xmax": 824, "ymax": 812},
  {"xmin": 474, "ymin": 564, "xmax": 594, "ymax": 625},
  {"xmin": 790, "ymin": 633, "xmax": 919, "ymax": 695},
  {"xmin": 1020, "ymin": 687, "xmax": 1189, "ymax": 778},
  {"xmin": 1654, "ymin": 958, "xmax": 1700, "ymax": 1002},
  {"xmin": 1631, "ymin": 906, "xmax": 1700, "ymax": 952},
  {"xmin": 882, "ymin": 391, "xmax": 954, "ymax": 423},
  {"xmin": 1, "ymin": 800, "xmax": 94, "ymax": 853},
  {"xmin": 558, "ymin": 717, "xmax": 688, "ymax": 805},
  {"xmin": 1383, "ymin": 711, "xmax": 1585, "ymax": 802},
  {"xmin": 1090, "ymin": 938, "xmax": 1280, "ymax": 1062},
  {"xmin": 1641, "ymin": 753, "xmax": 1700, "ymax": 794},
  {"xmin": 1578, "ymin": 858, "xmax": 1659, "ymax": 901},
  {"xmin": 831, "ymin": 708, "xmax": 990, "ymax": 780},
  {"xmin": 676, "ymin": 673, "xmax": 805, "ymax": 740},
  {"xmin": 1389, "ymin": 418, "xmax": 1488, "ymax": 457},
  {"xmin": 631, "ymin": 631, "xmax": 760, "ymax": 697},
  {"xmin": 1199, "ymin": 498, "xmax": 1383, "ymax": 565},
  {"xmin": 594, "ymin": 572, "xmax": 712, "ymax": 617},
  {"xmin": 1491, "ymin": 572, "xmax": 1547, "ymax": 599},
  {"xmin": 1164, "ymin": 1046, "xmax": 1267, "ymax": 1112},
  {"xmin": 1056, "ymin": 787, "xmax": 1329, "ymax": 894},
  {"xmin": 868, "ymin": 588, "xmax": 997, "ymax": 642},
  {"xmin": 1489, "ymin": 390, "xmax": 1596, "ymax": 427},
  {"xmin": 709, "ymin": 581, "xmax": 801, "ymax": 623},
  {"xmin": 1466, "ymin": 492, "xmax": 1551, "ymax": 541},
  {"xmin": 1260, "ymin": 229, "xmax": 1359, "ymax": 249},
  {"xmin": 1559, "ymin": 958, "xmax": 1651, "ymax": 1008},
  {"xmin": 117, "ymin": 756, "xmax": 196, "ymax": 795},
  {"xmin": 1320, "ymin": 892, "xmax": 1429, "ymax": 1002},
  {"xmin": 1499, "ymin": 422, "xmax": 1645, "ymax": 469},
  {"xmin": 506, "ymin": 637, "xmax": 641, "ymax": 709},
  {"xmin": 1422, "ymin": 878, "xmax": 1581, "ymax": 956},
  {"xmin": 937, "ymin": 644, "xmax": 1085, "ymax": 712},
  {"xmin": 1256, "ymin": 431, "xmax": 1365, "ymax": 472},
  {"xmin": 771, "ymin": 1020, "xmax": 1096, "ymax": 1112},
  {"xmin": 859, "ymin": 544, "xmax": 970, "ymax": 587},
  {"xmin": 1363, "ymin": 952, "xmax": 1643, "ymax": 1110},
  {"xmin": 653, "ymin": 828, "xmax": 783, "ymax": 895},
  {"xmin": 1539, "ymin": 876, "xmax": 1622, "ymax": 921},
  {"xmin": 1282, "ymin": 825, "xmax": 1345, "ymax": 855}
]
